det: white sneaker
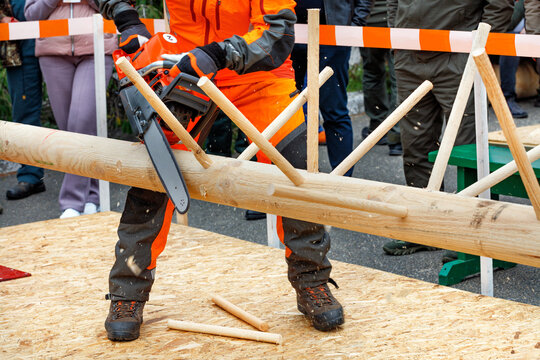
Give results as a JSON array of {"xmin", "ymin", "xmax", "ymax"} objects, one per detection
[
  {"xmin": 60, "ymin": 208, "xmax": 81, "ymax": 219},
  {"xmin": 83, "ymin": 202, "xmax": 99, "ymax": 215}
]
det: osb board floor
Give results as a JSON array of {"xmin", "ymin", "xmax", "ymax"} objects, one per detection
[
  {"xmin": 1, "ymin": 213, "xmax": 539, "ymax": 360},
  {"xmin": 489, "ymin": 124, "xmax": 540, "ymax": 147}
]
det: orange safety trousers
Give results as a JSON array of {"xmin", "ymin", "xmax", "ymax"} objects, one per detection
[
  {"xmin": 152, "ymin": 76, "xmax": 304, "ymax": 266},
  {"xmin": 108, "ymin": 77, "xmax": 332, "ymax": 302}
]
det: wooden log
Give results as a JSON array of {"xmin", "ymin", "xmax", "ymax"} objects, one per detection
[
  {"xmin": 427, "ymin": 23, "xmax": 491, "ymax": 191},
  {"xmin": 167, "ymin": 319, "xmax": 282, "ymax": 345},
  {"xmin": 267, "ymin": 184, "xmax": 408, "ymax": 218},
  {"xmin": 197, "ymin": 77, "xmax": 304, "ymax": 186},
  {"xmin": 0, "ymin": 121, "xmax": 539, "ymax": 267},
  {"xmin": 331, "ymin": 80, "xmax": 433, "ymax": 176},
  {"xmin": 115, "ymin": 57, "xmax": 213, "ymax": 169},
  {"xmin": 238, "ymin": 67, "xmax": 334, "ymax": 161},
  {"xmin": 459, "ymin": 145, "xmax": 540, "ymax": 197},
  {"xmin": 307, "ymin": 9, "xmax": 320, "ymax": 173},
  {"xmin": 473, "ymin": 49, "xmax": 540, "ymax": 220},
  {"xmin": 211, "ymin": 294, "xmax": 269, "ymax": 332}
]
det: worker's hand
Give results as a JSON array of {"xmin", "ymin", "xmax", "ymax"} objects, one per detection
[
  {"xmin": 114, "ymin": 9, "xmax": 151, "ymax": 54},
  {"xmin": 162, "ymin": 42, "xmax": 226, "ymax": 78},
  {"xmin": 119, "ymin": 23, "xmax": 151, "ymax": 54}
]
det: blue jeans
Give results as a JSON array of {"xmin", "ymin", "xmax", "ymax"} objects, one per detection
[
  {"xmin": 291, "ymin": 44, "xmax": 354, "ymax": 177},
  {"xmin": 6, "ymin": 54, "xmax": 44, "ymax": 184},
  {"xmin": 500, "ymin": 19, "xmax": 525, "ymax": 100}
]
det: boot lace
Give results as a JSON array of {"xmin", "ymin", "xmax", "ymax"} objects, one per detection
[
  {"xmin": 112, "ymin": 301, "xmax": 141, "ymax": 320},
  {"xmin": 304, "ymin": 284, "xmax": 335, "ymax": 308}
]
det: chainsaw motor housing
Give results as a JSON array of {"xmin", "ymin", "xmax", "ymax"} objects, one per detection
[{"xmin": 114, "ymin": 32, "xmax": 219, "ymax": 145}]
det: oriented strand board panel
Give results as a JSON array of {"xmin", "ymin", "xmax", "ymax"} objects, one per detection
[
  {"xmin": 489, "ymin": 124, "xmax": 540, "ymax": 147},
  {"xmin": 0, "ymin": 213, "xmax": 539, "ymax": 359}
]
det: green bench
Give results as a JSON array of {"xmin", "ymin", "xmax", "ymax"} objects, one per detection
[{"xmin": 428, "ymin": 143, "xmax": 540, "ymax": 285}]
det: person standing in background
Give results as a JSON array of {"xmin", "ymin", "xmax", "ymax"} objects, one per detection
[
  {"xmin": 360, "ymin": 0, "xmax": 402, "ymax": 156},
  {"xmin": 499, "ymin": 0, "xmax": 528, "ymax": 118},
  {"xmin": 524, "ymin": 0, "xmax": 540, "ymax": 107},
  {"xmin": 1, "ymin": 0, "xmax": 46, "ymax": 202},
  {"xmin": 25, "ymin": 0, "xmax": 117, "ymax": 219},
  {"xmin": 382, "ymin": 0, "xmax": 513, "ymax": 256}
]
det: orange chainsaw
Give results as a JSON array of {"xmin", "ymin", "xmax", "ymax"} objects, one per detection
[{"xmin": 114, "ymin": 32, "xmax": 219, "ymax": 213}]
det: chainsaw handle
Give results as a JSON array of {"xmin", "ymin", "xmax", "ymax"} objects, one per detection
[{"xmin": 168, "ymin": 64, "xmax": 181, "ymax": 78}]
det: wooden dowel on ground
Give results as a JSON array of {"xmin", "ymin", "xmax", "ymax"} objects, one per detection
[
  {"xmin": 115, "ymin": 57, "xmax": 212, "ymax": 169},
  {"xmin": 427, "ymin": 22, "xmax": 491, "ymax": 190},
  {"xmin": 237, "ymin": 67, "xmax": 334, "ymax": 161},
  {"xmin": 307, "ymin": 9, "xmax": 320, "ymax": 173},
  {"xmin": 211, "ymin": 294, "xmax": 269, "ymax": 332},
  {"xmin": 167, "ymin": 319, "xmax": 282, "ymax": 345},
  {"xmin": 331, "ymin": 80, "xmax": 433, "ymax": 176},
  {"xmin": 472, "ymin": 49, "xmax": 540, "ymax": 219},
  {"xmin": 197, "ymin": 76, "xmax": 304, "ymax": 186},
  {"xmin": 267, "ymin": 183, "xmax": 408, "ymax": 218},
  {"xmin": 459, "ymin": 145, "xmax": 540, "ymax": 197}
]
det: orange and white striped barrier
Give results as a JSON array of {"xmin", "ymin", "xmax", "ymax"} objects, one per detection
[
  {"xmin": 295, "ymin": 24, "xmax": 540, "ymax": 57},
  {"xmin": 1, "ymin": 18, "xmax": 538, "ymax": 57}
]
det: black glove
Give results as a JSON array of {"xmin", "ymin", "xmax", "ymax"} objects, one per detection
[
  {"xmin": 114, "ymin": 9, "xmax": 151, "ymax": 54},
  {"xmin": 163, "ymin": 42, "xmax": 227, "ymax": 78}
]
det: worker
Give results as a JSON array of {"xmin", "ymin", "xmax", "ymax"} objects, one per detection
[{"xmin": 95, "ymin": 0, "xmax": 344, "ymax": 341}]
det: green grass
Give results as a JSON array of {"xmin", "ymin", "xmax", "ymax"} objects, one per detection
[{"xmin": 347, "ymin": 63, "xmax": 363, "ymax": 92}]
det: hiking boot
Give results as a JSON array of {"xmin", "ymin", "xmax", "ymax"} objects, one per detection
[
  {"xmin": 506, "ymin": 98, "xmax": 528, "ymax": 118},
  {"xmin": 383, "ymin": 240, "xmax": 439, "ymax": 256},
  {"xmin": 442, "ymin": 250, "xmax": 459, "ymax": 264},
  {"xmin": 105, "ymin": 300, "xmax": 145, "ymax": 341},
  {"xmin": 296, "ymin": 283, "xmax": 344, "ymax": 331}
]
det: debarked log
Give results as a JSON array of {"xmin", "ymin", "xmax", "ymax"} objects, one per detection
[{"xmin": 1, "ymin": 120, "xmax": 538, "ymax": 267}]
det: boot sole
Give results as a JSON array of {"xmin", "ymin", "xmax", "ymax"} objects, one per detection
[
  {"xmin": 105, "ymin": 321, "xmax": 141, "ymax": 342},
  {"xmin": 297, "ymin": 303, "xmax": 344, "ymax": 331}
]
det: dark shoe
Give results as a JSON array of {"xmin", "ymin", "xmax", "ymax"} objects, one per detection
[
  {"xmin": 6, "ymin": 181, "xmax": 46, "ymax": 200},
  {"xmin": 362, "ymin": 126, "xmax": 387, "ymax": 145},
  {"xmin": 0, "ymin": 203, "xmax": 3, "ymax": 214},
  {"xmin": 506, "ymin": 98, "xmax": 528, "ymax": 118},
  {"xmin": 534, "ymin": 91, "xmax": 540, "ymax": 108},
  {"xmin": 297, "ymin": 283, "xmax": 344, "ymax": 331},
  {"xmin": 245, "ymin": 210, "xmax": 266, "ymax": 220},
  {"xmin": 388, "ymin": 143, "xmax": 403, "ymax": 156},
  {"xmin": 383, "ymin": 240, "xmax": 439, "ymax": 256},
  {"xmin": 442, "ymin": 250, "xmax": 459, "ymax": 264},
  {"xmin": 105, "ymin": 300, "xmax": 145, "ymax": 341}
]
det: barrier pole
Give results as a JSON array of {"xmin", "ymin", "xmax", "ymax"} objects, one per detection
[
  {"xmin": 474, "ymin": 71, "xmax": 493, "ymax": 296},
  {"xmin": 93, "ymin": 14, "xmax": 110, "ymax": 212}
]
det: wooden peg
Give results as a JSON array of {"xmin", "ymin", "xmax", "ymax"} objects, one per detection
[
  {"xmin": 459, "ymin": 145, "xmax": 540, "ymax": 197},
  {"xmin": 115, "ymin": 57, "xmax": 213, "ymax": 169},
  {"xmin": 307, "ymin": 8, "xmax": 320, "ymax": 173},
  {"xmin": 167, "ymin": 319, "xmax": 282, "ymax": 345},
  {"xmin": 211, "ymin": 294, "xmax": 269, "ymax": 332},
  {"xmin": 472, "ymin": 49, "xmax": 540, "ymax": 219},
  {"xmin": 332, "ymin": 80, "xmax": 433, "ymax": 176},
  {"xmin": 238, "ymin": 67, "xmax": 334, "ymax": 161},
  {"xmin": 268, "ymin": 183, "xmax": 408, "ymax": 218},
  {"xmin": 197, "ymin": 77, "xmax": 305, "ymax": 186},
  {"xmin": 427, "ymin": 22, "xmax": 491, "ymax": 190}
]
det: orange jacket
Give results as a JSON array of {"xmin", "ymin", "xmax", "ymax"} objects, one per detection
[{"xmin": 166, "ymin": 0, "xmax": 297, "ymax": 86}]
